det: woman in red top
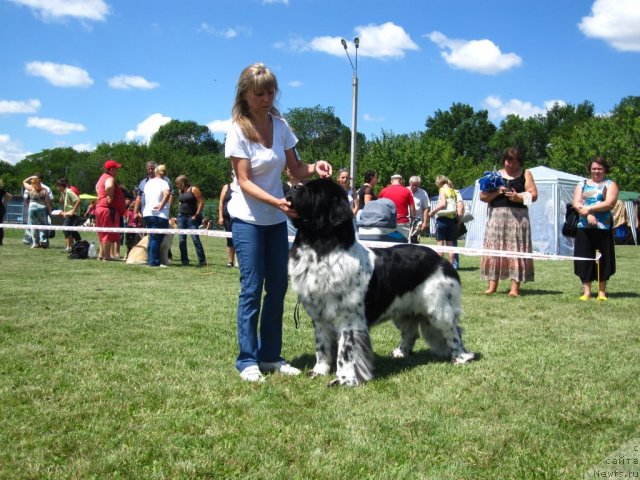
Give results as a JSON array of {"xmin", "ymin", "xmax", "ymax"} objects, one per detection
[{"xmin": 95, "ymin": 159, "xmax": 126, "ymax": 261}]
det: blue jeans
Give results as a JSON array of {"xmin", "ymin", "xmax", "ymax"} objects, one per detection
[
  {"xmin": 232, "ymin": 219, "xmax": 289, "ymax": 372},
  {"xmin": 177, "ymin": 214, "xmax": 206, "ymax": 265},
  {"xmin": 28, "ymin": 203, "xmax": 49, "ymax": 246},
  {"xmin": 144, "ymin": 216, "xmax": 168, "ymax": 266}
]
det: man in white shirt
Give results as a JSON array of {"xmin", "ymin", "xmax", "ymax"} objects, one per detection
[{"xmin": 407, "ymin": 175, "xmax": 429, "ymax": 243}]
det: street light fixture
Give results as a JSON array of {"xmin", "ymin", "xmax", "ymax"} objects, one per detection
[{"xmin": 341, "ymin": 37, "xmax": 359, "ymax": 190}]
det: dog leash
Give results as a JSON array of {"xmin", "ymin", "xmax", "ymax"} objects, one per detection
[{"xmin": 293, "ymin": 299, "xmax": 302, "ymax": 329}]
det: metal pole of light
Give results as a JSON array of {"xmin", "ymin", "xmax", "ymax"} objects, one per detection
[{"xmin": 342, "ymin": 37, "xmax": 359, "ymax": 191}]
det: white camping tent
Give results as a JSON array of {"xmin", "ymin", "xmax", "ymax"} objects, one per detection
[{"xmin": 465, "ymin": 166, "xmax": 586, "ymax": 256}]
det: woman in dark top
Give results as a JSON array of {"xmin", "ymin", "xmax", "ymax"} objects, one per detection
[
  {"xmin": 0, "ymin": 181, "xmax": 13, "ymax": 246},
  {"xmin": 479, "ymin": 148, "xmax": 538, "ymax": 297},
  {"xmin": 218, "ymin": 174, "xmax": 236, "ymax": 268},
  {"xmin": 356, "ymin": 170, "xmax": 378, "ymax": 221},
  {"xmin": 175, "ymin": 175, "xmax": 207, "ymax": 267},
  {"xmin": 357, "ymin": 170, "xmax": 378, "ymax": 208}
]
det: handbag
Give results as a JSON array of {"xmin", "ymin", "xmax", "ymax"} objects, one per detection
[
  {"xmin": 456, "ymin": 222, "xmax": 467, "ymax": 239},
  {"xmin": 562, "ymin": 203, "xmax": 579, "ymax": 237}
]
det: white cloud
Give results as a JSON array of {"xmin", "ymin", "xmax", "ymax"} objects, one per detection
[
  {"xmin": 288, "ymin": 80, "xmax": 303, "ymax": 88},
  {"xmin": 27, "ymin": 116, "xmax": 86, "ymax": 135},
  {"xmin": 362, "ymin": 113, "xmax": 384, "ymax": 122},
  {"xmin": 0, "ymin": 134, "xmax": 30, "ymax": 164},
  {"xmin": 354, "ymin": 22, "xmax": 419, "ymax": 59},
  {"xmin": 579, "ymin": 0, "xmax": 640, "ymax": 52},
  {"xmin": 108, "ymin": 75, "xmax": 159, "ymax": 90},
  {"xmin": 26, "ymin": 61, "xmax": 93, "ymax": 87},
  {"xmin": 125, "ymin": 113, "xmax": 171, "ymax": 143},
  {"xmin": 72, "ymin": 143, "xmax": 95, "ymax": 152},
  {"xmin": 427, "ymin": 31, "xmax": 522, "ymax": 74},
  {"xmin": 282, "ymin": 22, "xmax": 419, "ymax": 60},
  {"xmin": 263, "ymin": 0, "xmax": 289, "ymax": 5},
  {"xmin": 0, "ymin": 99, "xmax": 41, "ymax": 114},
  {"xmin": 8, "ymin": 0, "xmax": 110, "ymax": 22},
  {"xmin": 198, "ymin": 23, "xmax": 243, "ymax": 39},
  {"xmin": 484, "ymin": 96, "xmax": 567, "ymax": 121},
  {"xmin": 207, "ymin": 119, "xmax": 232, "ymax": 136}
]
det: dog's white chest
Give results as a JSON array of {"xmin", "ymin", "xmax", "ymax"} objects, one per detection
[{"xmin": 289, "ymin": 244, "xmax": 373, "ymax": 321}]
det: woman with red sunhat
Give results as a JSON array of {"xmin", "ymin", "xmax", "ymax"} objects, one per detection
[{"xmin": 95, "ymin": 159, "xmax": 126, "ymax": 261}]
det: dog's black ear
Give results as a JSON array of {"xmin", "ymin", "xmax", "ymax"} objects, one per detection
[{"xmin": 328, "ymin": 189, "xmax": 354, "ymax": 226}]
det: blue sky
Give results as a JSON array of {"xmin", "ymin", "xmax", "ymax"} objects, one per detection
[{"xmin": 1, "ymin": 0, "xmax": 639, "ymax": 164}]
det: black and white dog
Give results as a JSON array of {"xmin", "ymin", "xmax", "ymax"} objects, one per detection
[{"xmin": 288, "ymin": 178, "xmax": 475, "ymax": 386}]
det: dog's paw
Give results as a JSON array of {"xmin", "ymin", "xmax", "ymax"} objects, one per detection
[
  {"xmin": 308, "ymin": 364, "xmax": 331, "ymax": 378},
  {"xmin": 453, "ymin": 352, "xmax": 476, "ymax": 364},
  {"xmin": 391, "ymin": 347, "xmax": 410, "ymax": 359},
  {"xmin": 327, "ymin": 376, "xmax": 361, "ymax": 387}
]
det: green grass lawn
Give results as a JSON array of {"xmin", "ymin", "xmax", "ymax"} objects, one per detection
[{"xmin": 1, "ymin": 229, "xmax": 638, "ymax": 479}]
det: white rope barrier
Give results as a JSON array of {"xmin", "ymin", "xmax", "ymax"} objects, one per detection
[{"xmin": 1, "ymin": 222, "xmax": 599, "ymax": 262}]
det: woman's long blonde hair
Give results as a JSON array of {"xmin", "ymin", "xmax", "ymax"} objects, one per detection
[{"xmin": 231, "ymin": 63, "xmax": 281, "ymax": 143}]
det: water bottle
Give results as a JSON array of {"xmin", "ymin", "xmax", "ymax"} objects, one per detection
[{"xmin": 88, "ymin": 242, "xmax": 97, "ymax": 258}]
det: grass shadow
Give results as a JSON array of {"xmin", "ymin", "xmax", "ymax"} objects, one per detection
[
  {"xmin": 457, "ymin": 266, "xmax": 478, "ymax": 272},
  {"xmin": 291, "ymin": 350, "xmax": 482, "ymax": 383},
  {"xmin": 519, "ymin": 288, "xmax": 565, "ymax": 296},
  {"xmin": 607, "ymin": 291, "xmax": 639, "ymax": 299}
]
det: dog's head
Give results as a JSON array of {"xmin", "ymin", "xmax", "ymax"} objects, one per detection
[{"xmin": 289, "ymin": 178, "xmax": 355, "ymax": 253}]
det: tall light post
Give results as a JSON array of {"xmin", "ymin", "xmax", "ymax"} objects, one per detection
[{"xmin": 341, "ymin": 37, "xmax": 359, "ymax": 190}]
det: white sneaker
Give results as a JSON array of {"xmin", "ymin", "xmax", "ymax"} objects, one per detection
[
  {"xmin": 259, "ymin": 360, "xmax": 301, "ymax": 376},
  {"xmin": 239, "ymin": 365, "xmax": 265, "ymax": 383}
]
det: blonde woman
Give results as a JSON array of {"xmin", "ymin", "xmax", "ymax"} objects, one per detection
[
  {"xmin": 225, "ymin": 63, "xmax": 332, "ymax": 382},
  {"xmin": 141, "ymin": 164, "xmax": 171, "ymax": 267},
  {"xmin": 428, "ymin": 175, "xmax": 458, "ymax": 264}
]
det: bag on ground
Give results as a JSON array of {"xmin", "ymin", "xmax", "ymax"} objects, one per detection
[{"xmin": 69, "ymin": 240, "xmax": 90, "ymax": 259}]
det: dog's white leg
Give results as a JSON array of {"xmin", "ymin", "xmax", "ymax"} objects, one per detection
[
  {"xmin": 330, "ymin": 328, "xmax": 374, "ymax": 387},
  {"xmin": 421, "ymin": 322, "xmax": 451, "ymax": 358},
  {"xmin": 418, "ymin": 278, "xmax": 475, "ymax": 363},
  {"xmin": 391, "ymin": 318, "xmax": 419, "ymax": 358},
  {"xmin": 421, "ymin": 316, "xmax": 475, "ymax": 364},
  {"xmin": 309, "ymin": 321, "xmax": 336, "ymax": 378}
]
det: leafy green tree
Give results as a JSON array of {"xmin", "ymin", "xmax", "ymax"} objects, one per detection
[
  {"xmin": 359, "ymin": 130, "xmax": 480, "ymax": 196},
  {"xmin": 425, "ymin": 103, "xmax": 496, "ymax": 165},
  {"xmin": 91, "ymin": 141, "xmax": 151, "ymax": 195},
  {"xmin": 150, "ymin": 120, "xmax": 221, "ymax": 156},
  {"xmin": 489, "ymin": 114, "xmax": 548, "ymax": 167},
  {"xmin": 547, "ymin": 114, "xmax": 640, "ymax": 191},
  {"xmin": 612, "ymin": 96, "xmax": 640, "ymax": 118},
  {"xmin": 14, "ymin": 147, "xmax": 91, "ymax": 192},
  {"xmin": 0, "ymin": 160, "xmax": 19, "ymax": 193},
  {"xmin": 284, "ymin": 105, "xmax": 363, "ymax": 169}
]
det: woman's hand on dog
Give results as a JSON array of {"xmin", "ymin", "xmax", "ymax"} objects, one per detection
[
  {"xmin": 314, "ymin": 161, "xmax": 333, "ymax": 178},
  {"xmin": 277, "ymin": 198, "xmax": 298, "ymax": 219}
]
